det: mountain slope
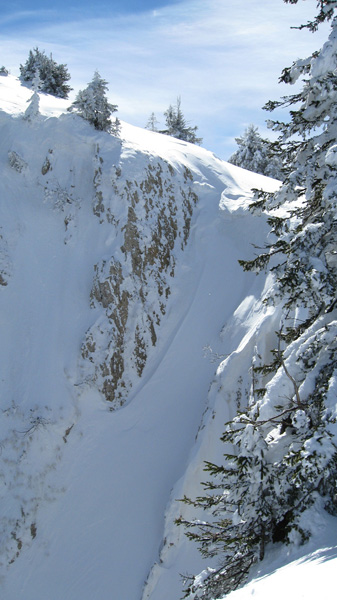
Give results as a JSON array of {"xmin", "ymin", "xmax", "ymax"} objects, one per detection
[{"xmin": 0, "ymin": 75, "xmax": 286, "ymax": 599}]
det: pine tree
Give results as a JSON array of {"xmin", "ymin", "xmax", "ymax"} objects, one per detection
[
  {"xmin": 19, "ymin": 48, "xmax": 72, "ymax": 98},
  {"xmin": 162, "ymin": 97, "xmax": 202, "ymax": 145},
  {"xmin": 178, "ymin": 3, "xmax": 337, "ymax": 598},
  {"xmin": 145, "ymin": 112, "xmax": 159, "ymax": 132},
  {"xmin": 111, "ymin": 117, "xmax": 121, "ymax": 137},
  {"xmin": 228, "ymin": 124, "xmax": 283, "ymax": 180},
  {"xmin": 177, "ymin": 414, "xmax": 279, "ymax": 599},
  {"xmin": 178, "ymin": 327, "xmax": 337, "ymax": 598},
  {"xmin": 68, "ymin": 71, "xmax": 119, "ymax": 134}
]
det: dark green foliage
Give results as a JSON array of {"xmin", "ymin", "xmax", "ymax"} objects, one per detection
[
  {"xmin": 19, "ymin": 48, "xmax": 72, "ymax": 98},
  {"xmin": 162, "ymin": 97, "xmax": 202, "ymax": 145},
  {"xmin": 178, "ymin": 325, "xmax": 337, "ymax": 597},
  {"xmin": 284, "ymin": 0, "xmax": 335, "ymax": 31}
]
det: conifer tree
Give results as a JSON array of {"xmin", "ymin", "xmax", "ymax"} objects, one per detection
[
  {"xmin": 112, "ymin": 117, "xmax": 121, "ymax": 137},
  {"xmin": 228, "ymin": 124, "xmax": 283, "ymax": 180},
  {"xmin": 178, "ymin": 327, "xmax": 337, "ymax": 598},
  {"xmin": 68, "ymin": 71, "xmax": 119, "ymax": 134},
  {"xmin": 163, "ymin": 97, "xmax": 202, "ymax": 145},
  {"xmin": 178, "ymin": 2, "xmax": 337, "ymax": 598},
  {"xmin": 19, "ymin": 48, "xmax": 72, "ymax": 98},
  {"xmin": 145, "ymin": 112, "xmax": 159, "ymax": 132}
]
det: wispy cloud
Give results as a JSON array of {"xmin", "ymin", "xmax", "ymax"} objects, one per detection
[
  {"xmin": 0, "ymin": 9, "xmax": 56, "ymax": 26},
  {"xmin": 0, "ymin": 0, "xmax": 330, "ymax": 157}
]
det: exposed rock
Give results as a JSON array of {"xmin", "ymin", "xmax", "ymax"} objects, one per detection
[
  {"xmin": 81, "ymin": 157, "xmax": 198, "ymax": 407},
  {"xmin": 8, "ymin": 150, "xmax": 27, "ymax": 173}
]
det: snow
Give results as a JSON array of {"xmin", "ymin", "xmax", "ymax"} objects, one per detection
[
  {"xmin": 224, "ymin": 509, "xmax": 337, "ymax": 600},
  {"xmin": 0, "ymin": 74, "xmax": 335, "ymax": 600},
  {"xmin": 325, "ymin": 143, "xmax": 337, "ymax": 166}
]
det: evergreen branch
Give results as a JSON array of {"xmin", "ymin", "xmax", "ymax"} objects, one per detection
[
  {"xmin": 228, "ymin": 406, "xmax": 303, "ymax": 429},
  {"xmin": 277, "ymin": 327, "xmax": 303, "ymax": 408}
]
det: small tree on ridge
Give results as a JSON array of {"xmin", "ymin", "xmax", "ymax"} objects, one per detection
[
  {"xmin": 19, "ymin": 47, "xmax": 72, "ymax": 98},
  {"xmin": 163, "ymin": 97, "xmax": 202, "ymax": 145},
  {"xmin": 69, "ymin": 71, "xmax": 119, "ymax": 134},
  {"xmin": 228, "ymin": 124, "xmax": 283, "ymax": 180}
]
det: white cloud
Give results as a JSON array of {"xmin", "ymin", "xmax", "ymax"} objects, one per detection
[{"xmin": 0, "ymin": 0, "xmax": 331, "ymax": 158}]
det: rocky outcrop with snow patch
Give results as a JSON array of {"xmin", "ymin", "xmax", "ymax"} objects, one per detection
[{"xmin": 82, "ymin": 151, "xmax": 198, "ymax": 406}]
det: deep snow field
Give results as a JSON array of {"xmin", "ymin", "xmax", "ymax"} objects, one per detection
[{"xmin": 0, "ymin": 75, "xmax": 336, "ymax": 600}]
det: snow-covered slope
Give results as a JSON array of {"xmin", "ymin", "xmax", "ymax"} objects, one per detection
[{"xmin": 2, "ymin": 75, "xmax": 335, "ymax": 600}]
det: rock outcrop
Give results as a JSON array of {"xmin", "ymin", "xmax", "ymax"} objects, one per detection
[{"xmin": 82, "ymin": 149, "xmax": 198, "ymax": 407}]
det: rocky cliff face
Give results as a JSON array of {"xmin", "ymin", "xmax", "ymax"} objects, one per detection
[
  {"xmin": 82, "ymin": 146, "xmax": 198, "ymax": 407},
  {"xmin": 0, "ymin": 109, "xmax": 200, "ymax": 564},
  {"xmin": 3, "ymin": 111, "xmax": 199, "ymax": 411}
]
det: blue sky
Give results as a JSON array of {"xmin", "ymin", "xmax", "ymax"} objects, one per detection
[{"xmin": 0, "ymin": 0, "xmax": 330, "ymax": 158}]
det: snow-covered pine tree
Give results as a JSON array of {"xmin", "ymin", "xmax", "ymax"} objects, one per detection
[
  {"xmin": 68, "ymin": 71, "xmax": 118, "ymax": 134},
  {"xmin": 178, "ymin": 323, "xmax": 337, "ymax": 598},
  {"xmin": 111, "ymin": 117, "xmax": 121, "ymax": 137},
  {"xmin": 19, "ymin": 48, "xmax": 72, "ymax": 98},
  {"xmin": 178, "ymin": 2, "xmax": 337, "ymax": 598},
  {"xmin": 145, "ymin": 112, "xmax": 159, "ymax": 132},
  {"xmin": 177, "ymin": 406, "xmax": 281, "ymax": 599},
  {"xmin": 228, "ymin": 124, "xmax": 283, "ymax": 180},
  {"xmin": 163, "ymin": 97, "xmax": 202, "ymax": 145}
]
